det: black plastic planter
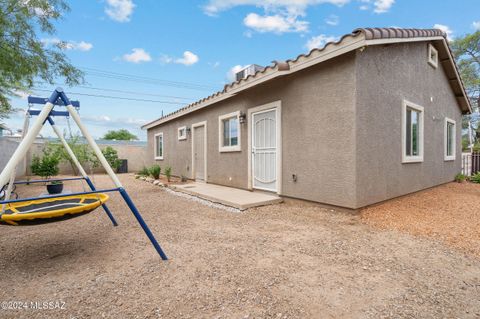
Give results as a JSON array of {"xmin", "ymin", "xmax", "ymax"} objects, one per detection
[{"xmin": 47, "ymin": 183, "xmax": 64, "ymax": 195}]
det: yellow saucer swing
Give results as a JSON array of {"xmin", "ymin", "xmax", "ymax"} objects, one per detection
[
  {"xmin": 0, "ymin": 193, "xmax": 109, "ymax": 226},
  {"xmin": 0, "ymin": 88, "xmax": 167, "ymax": 260}
]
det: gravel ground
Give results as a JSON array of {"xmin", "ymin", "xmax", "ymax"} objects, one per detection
[
  {"xmin": 0, "ymin": 175, "xmax": 479, "ymax": 319},
  {"xmin": 361, "ymin": 182, "xmax": 480, "ymax": 258}
]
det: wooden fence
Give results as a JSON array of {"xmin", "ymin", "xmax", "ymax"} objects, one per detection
[{"xmin": 462, "ymin": 152, "xmax": 480, "ymax": 176}]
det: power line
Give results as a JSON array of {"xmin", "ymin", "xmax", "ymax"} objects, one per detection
[
  {"xmin": 81, "ymin": 67, "xmax": 218, "ymax": 91},
  {"xmin": 32, "ymin": 88, "xmax": 187, "ymax": 104},
  {"xmin": 73, "ymin": 85, "xmax": 195, "ymax": 101},
  {"xmin": 33, "ymin": 82, "xmax": 197, "ymax": 101}
]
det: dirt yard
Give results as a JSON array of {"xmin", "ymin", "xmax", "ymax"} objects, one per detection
[
  {"xmin": 0, "ymin": 175, "xmax": 479, "ymax": 318},
  {"xmin": 362, "ymin": 182, "xmax": 480, "ymax": 258}
]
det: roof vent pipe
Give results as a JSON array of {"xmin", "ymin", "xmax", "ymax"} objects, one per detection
[{"xmin": 273, "ymin": 61, "xmax": 290, "ymax": 71}]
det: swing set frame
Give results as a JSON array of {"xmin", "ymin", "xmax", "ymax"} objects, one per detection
[{"xmin": 0, "ymin": 88, "xmax": 168, "ymax": 260}]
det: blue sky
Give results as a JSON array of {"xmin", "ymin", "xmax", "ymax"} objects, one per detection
[{"xmin": 4, "ymin": 0, "xmax": 480, "ymax": 140}]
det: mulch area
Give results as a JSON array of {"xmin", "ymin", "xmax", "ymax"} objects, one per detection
[{"xmin": 361, "ymin": 181, "xmax": 480, "ymax": 257}]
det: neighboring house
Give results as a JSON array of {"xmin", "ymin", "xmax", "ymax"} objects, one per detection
[
  {"xmin": 142, "ymin": 28, "xmax": 471, "ymax": 209},
  {"xmin": 0, "ymin": 123, "xmax": 6, "ymax": 137}
]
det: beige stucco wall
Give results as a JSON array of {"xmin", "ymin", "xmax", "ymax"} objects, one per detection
[
  {"xmin": 0, "ymin": 138, "xmax": 146, "ymax": 176},
  {"xmin": 147, "ymin": 52, "xmax": 358, "ymax": 208},
  {"xmin": 354, "ymin": 42, "xmax": 463, "ymax": 207},
  {"xmin": 146, "ymin": 42, "xmax": 465, "ymax": 209}
]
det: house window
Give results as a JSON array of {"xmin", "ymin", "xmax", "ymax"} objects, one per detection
[
  {"xmin": 444, "ymin": 118, "xmax": 456, "ymax": 161},
  {"xmin": 428, "ymin": 44, "xmax": 438, "ymax": 68},
  {"xmin": 218, "ymin": 111, "xmax": 241, "ymax": 152},
  {"xmin": 402, "ymin": 100, "xmax": 424, "ymax": 163},
  {"xmin": 154, "ymin": 132, "xmax": 163, "ymax": 160},
  {"xmin": 178, "ymin": 126, "xmax": 187, "ymax": 140}
]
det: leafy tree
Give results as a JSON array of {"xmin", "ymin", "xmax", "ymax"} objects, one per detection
[
  {"xmin": 31, "ymin": 148, "xmax": 60, "ymax": 180},
  {"xmin": 103, "ymin": 129, "xmax": 138, "ymax": 141},
  {"xmin": 45, "ymin": 134, "xmax": 98, "ymax": 175},
  {"xmin": 451, "ymin": 31, "xmax": 480, "ymax": 147},
  {"xmin": 101, "ymin": 146, "xmax": 121, "ymax": 171},
  {"xmin": 0, "ymin": 0, "xmax": 84, "ymax": 119}
]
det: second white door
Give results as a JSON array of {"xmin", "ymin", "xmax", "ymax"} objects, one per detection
[{"xmin": 252, "ymin": 108, "xmax": 277, "ymax": 192}]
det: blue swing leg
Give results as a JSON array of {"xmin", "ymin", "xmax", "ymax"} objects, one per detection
[
  {"xmin": 118, "ymin": 187, "xmax": 168, "ymax": 260},
  {"xmin": 85, "ymin": 177, "xmax": 118, "ymax": 226}
]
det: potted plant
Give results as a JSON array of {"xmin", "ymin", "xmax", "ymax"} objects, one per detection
[{"xmin": 31, "ymin": 151, "xmax": 62, "ymax": 194}]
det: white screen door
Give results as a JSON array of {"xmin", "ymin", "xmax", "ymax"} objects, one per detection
[{"xmin": 252, "ymin": 108, "xmax": 277, "ymax": 192}]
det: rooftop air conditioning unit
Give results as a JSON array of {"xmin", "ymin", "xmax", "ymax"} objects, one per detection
[{"xmin": 235, "ymin": 64, "xmax": 264, "ymax": 81}]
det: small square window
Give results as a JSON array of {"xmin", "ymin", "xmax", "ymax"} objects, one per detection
[
  {"xmin": 154, "ymin": 132, "xmax": 163, "ymax": 160},
  {"xmin": 218, "ymin": 111, "xmax": 241, "ymax": 152},
  {"xmin": 178, "ymin": 126, "xmax": 187, "ymax": 140},
  {"xmin": 428, "ymin": 44, "xmax": 438, "ymax": 68},
  {"xmin": 444, "ymin": 118, "xmax": 456, "ymax": 161}
]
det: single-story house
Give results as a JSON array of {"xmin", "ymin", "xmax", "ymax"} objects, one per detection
[{"xmin": 142, "ymin": 28, "xmax": 472, "ymax": 209}]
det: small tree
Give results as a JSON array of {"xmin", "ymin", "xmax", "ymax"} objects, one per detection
[
  {"xmin": 102, "ymin": 146, "xmax": 121, "ymax": 172},
  {"xmin": 451, "ymin": 31, "xmax": 480, "ymax": 148},
  {"xmin": 44, "ymin": 134, "xmax": 98, "ymax": 175},
  {"xmin": 0, "ymin": 0, "xmax": 84, "ymax": 119},
  {"xmin": 103, "ymin": 129, "xmax": 138, "ymax": 141},
  {"xmin": 31, "ymin": 151, "xmax": 60, "ymax": 180}
]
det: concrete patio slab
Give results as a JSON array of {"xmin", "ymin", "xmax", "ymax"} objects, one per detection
[{"xmin": 170, "ymin": 182, "xmax": 282, "ymax": 210}]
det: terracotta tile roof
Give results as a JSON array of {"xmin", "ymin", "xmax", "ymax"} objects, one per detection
[
  {"xmin": 143, "ymin": 27, "xmax": 470, "ymax": 129},
  {"xmin": 357, "ymin": 27, "xmax": 446, "ymax": 40}
]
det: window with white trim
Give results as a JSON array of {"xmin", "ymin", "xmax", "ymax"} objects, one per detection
[
  {"xmin": 219, "ymin": 111, "xmax": 241, "ymax": 152},
  {"xmin": 178, "ymin": 126, "xmax": 187, "ymax": 140},
  {"xmin": 402, "ymin": 100, "xmax": 424, "ymax": 163},
  {"xmin": 154, "ymin": 132, "xmax": 163, "ymax": 160},
  {"xmin": 428, "ymin": 44, "xmax": 438, "ymax": 68},
  {"xmin": 444, "ymin": 118, "xmax": 456, "ymax": 161}
]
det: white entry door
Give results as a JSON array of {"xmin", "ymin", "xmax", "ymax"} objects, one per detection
[
  {"xmin": 193, "ymin": 124, "xmax": 206, "ymax": 181},
  {"xmin": 252, "ymin": 108, "xmax": 277, "ymax": 192}
]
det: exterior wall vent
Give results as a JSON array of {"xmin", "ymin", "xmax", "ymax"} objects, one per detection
[{"xmin": 235, "ymin": 64, "xmax": 264, "ymax": 81}]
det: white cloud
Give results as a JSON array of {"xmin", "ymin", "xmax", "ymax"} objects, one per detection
[
  {"xmin": 105, "ymin": 0, "xmax": 135, "ymax": 22},
  {"xmin": 325, "ymin": 14, "xmax": 339, "ymax": 26},
  {"xmin": 373, "ymin": 0, "xmax": 394, "ymax": 13},
  {"xmin": 227, "ymin": 65, "xmax": 248, "ymax": 82},
  {"xmin": 203, "ymin": 0, "xmax": 349, "ymax": 34},
  {"xmin": 175, "ymin": 51, "xmax": 199, "ymax": 66},
  {"xmin": 244, "ymin": 12, "xmax": 308, "ymax": 33},
  {"xmin": 357, "ymin": 0, "xmax": 394, "ymax": 13},
  {"xmin": 433, "ymin": 24, "xmax": 453, "ymax": 40},
  {"xmin": 82, "ymin": 115, "xmax": 146, "ymax": 128},
  {"xmin": 203, "ymin": 0, "xmax": 350, "ymax": 16},
  {"xmin": 41, "ymin": 38, "xmax": 93, "ymax": 51},
  {"xmin": 473, "ymin": 21, "xmax": 480, "ymax": 31},
  {"xmin": 305, "ymin": 34, "xmax": 338, "ymax": 51},
  {"xmin": 122, "ymin": 48, "xmax": 152, "ymax": 63},
  {"xmin": 161, "ymin": 51, "xmax": 199, "ymax": 66}
]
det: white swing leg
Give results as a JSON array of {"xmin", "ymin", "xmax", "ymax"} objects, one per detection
[
  {"xmin": 0, "ymin": 103, "xmax": 54, "ymax": 189},
  {"xmin": 65, "ymin": 105, "xmax": 123, "ymax": 188},
  {"xmin": 50, "ymin": 123, "xmax": 88, "ymax": 178}
]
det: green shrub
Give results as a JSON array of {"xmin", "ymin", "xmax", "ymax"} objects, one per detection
[
  {"xmin": 102, "ymin": 146, "xmax": 121, "ymax": 171},
  {"xmin": 138, "ymin": 167, "xmax": 150, "ymax": 176},
  {"xmin": 164, "ymin": 166, "xmax": 172, "ymax": 182},
  {"xmin": 471, "ymin": 172, "xmax": 480, "ymax": 184},
  {"xmin": 149, "ymin": 165, "xmax": 161, "ymax": 179},
  {"xmin": 30, "ymin": 151, "xmax": 60, "ymax": 180},
  {"xmin": 455, "ymin": 173, "xmax": 466, "ymax": 183}
]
